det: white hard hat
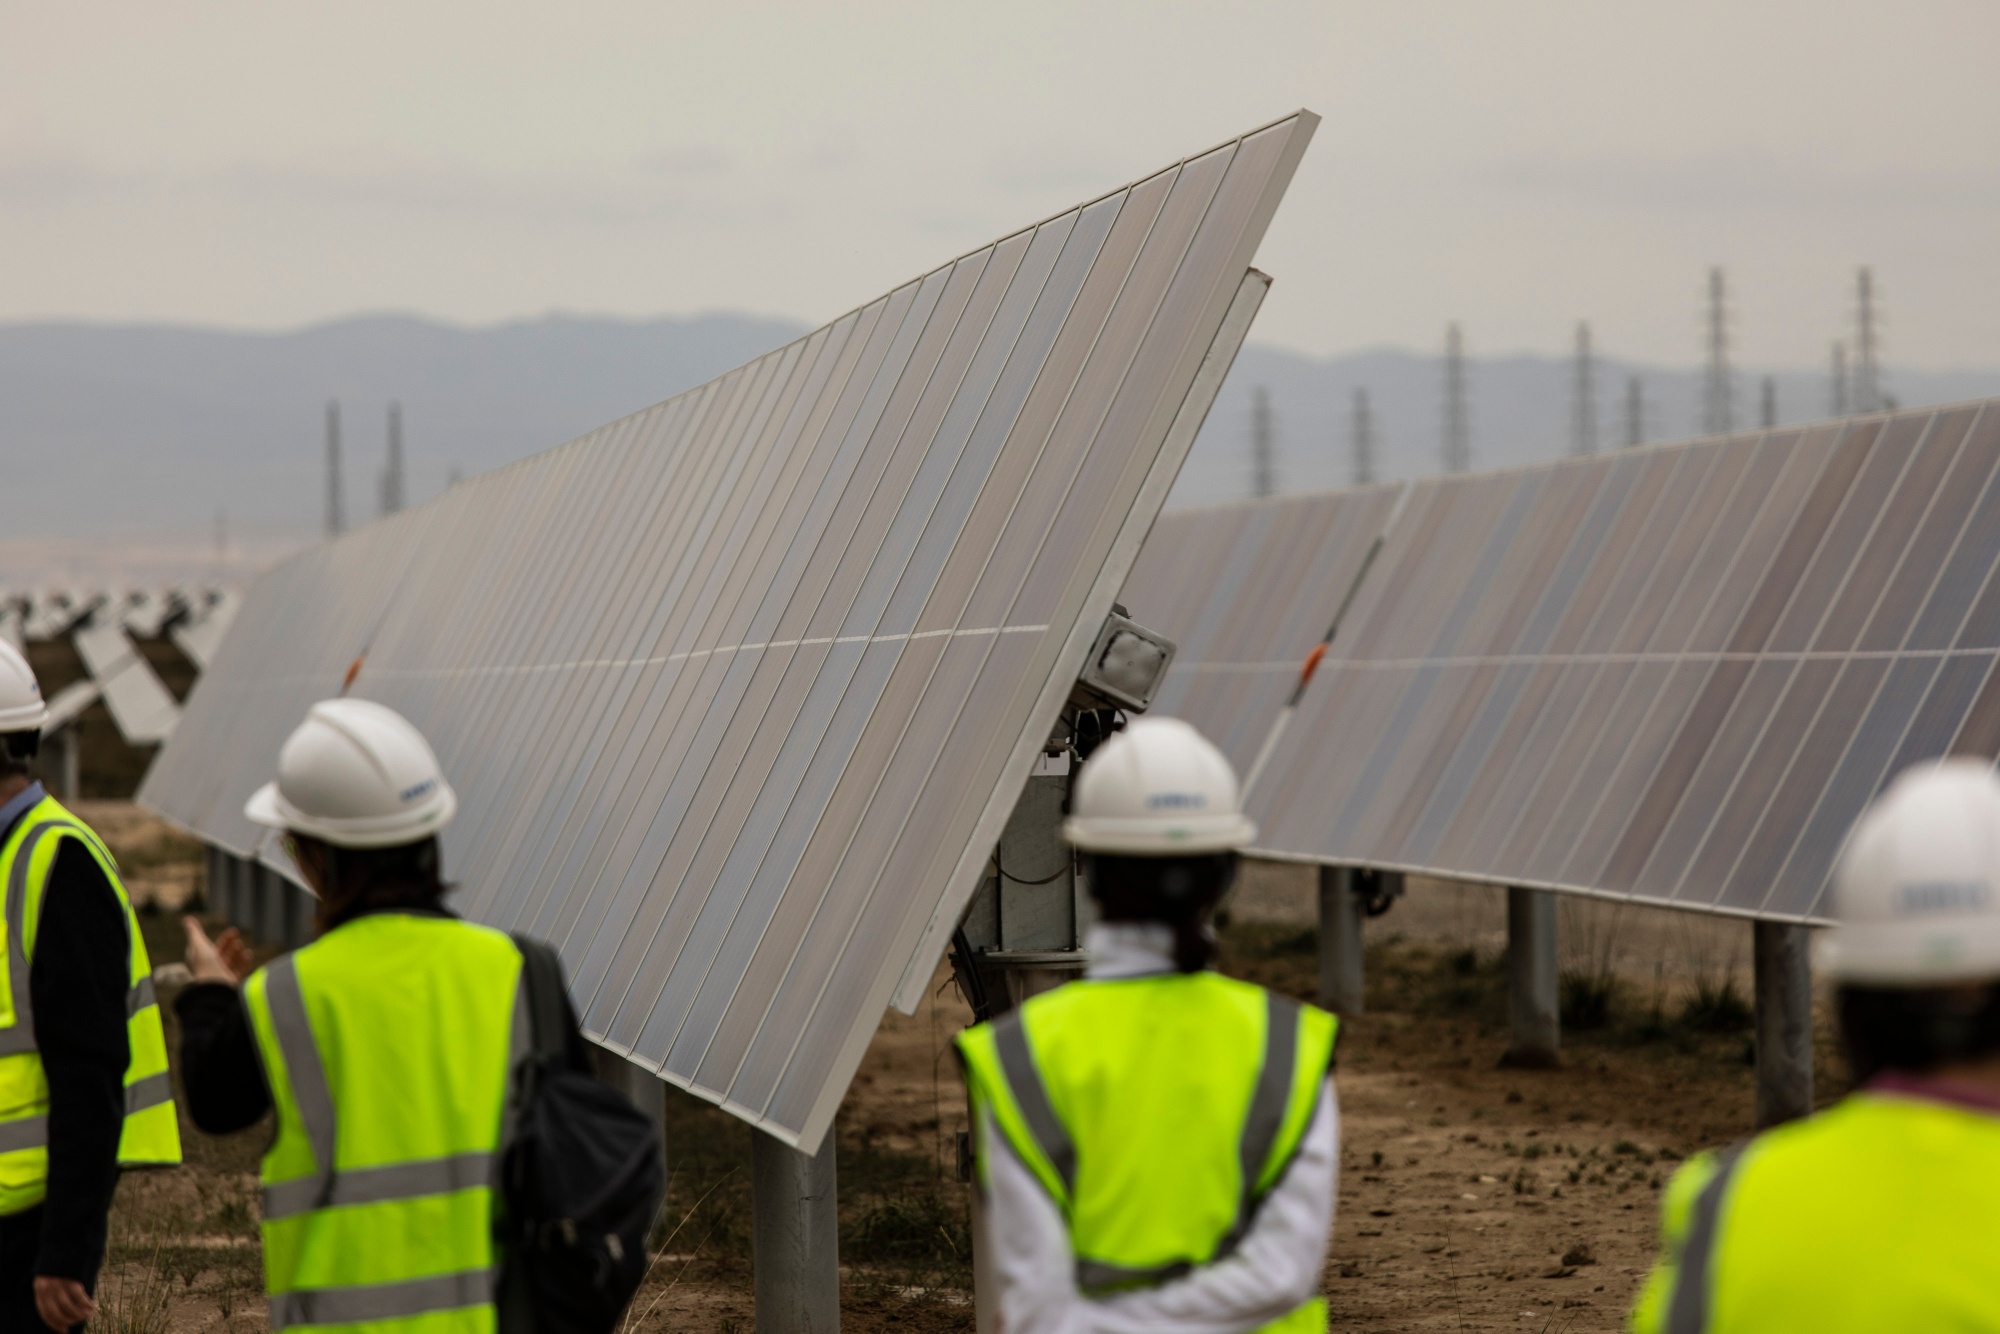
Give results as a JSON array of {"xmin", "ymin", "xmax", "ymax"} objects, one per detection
[
  {"xmin": 246, "ymin": 698, "xmax": 458, "ymax": 848},
  {"xmin": 0, "ymin": 641, "xmax": 46, "ymax": 734},
  {"xmin": 1819, "ymin": 758, "xmax": 2000, "ymax": 986},
  {"xmin": 1064, "ymin": 717, "xmax": 1256, "ymax": 855}
]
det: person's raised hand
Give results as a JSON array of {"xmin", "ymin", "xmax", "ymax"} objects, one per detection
[
  {"xmin": 34, "ymin": 1275, "xmax": 94, "ymax": 1331},
  {"xmin": 183, "ymin": 916, "xmax": 249, "ymax": 985}
]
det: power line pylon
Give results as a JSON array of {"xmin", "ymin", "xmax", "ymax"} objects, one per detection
[{"xmin": 1441, "ymin": 323, "xmax": 1470, "ymax": 474}]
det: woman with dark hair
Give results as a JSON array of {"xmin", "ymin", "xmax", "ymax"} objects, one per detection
[
  {"xmin": 957, "ymin": 718, "xmax": 1340, "ymax": 1334},
  {"xmin": 1632, "ymin": 758, "xmax": 2000, "ymax": 1331},
  {"xmin": 177, "ymin": 699, "xmax": 533, "ymax": 1334}
]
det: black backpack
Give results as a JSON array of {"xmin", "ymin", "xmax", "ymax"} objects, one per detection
[{"xmin": 498, "ymin": 935, "xmax": 667, "ymax": 1334}]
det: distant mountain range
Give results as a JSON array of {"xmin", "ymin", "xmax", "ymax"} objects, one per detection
[
  {"xmin": 4, "ymin": 313, "xmax": 1998, "ymax": 552},
  {"xmin": 0, "ymin": 313, "xmax": 802, "ymax": 540}
]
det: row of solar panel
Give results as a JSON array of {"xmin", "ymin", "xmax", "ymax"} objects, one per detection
[
  {"xmin": 1127, "ymin": 400, "xmax": 2000, "ymax": 923},
  {"xmin": 142, "ymin": 113, "xmax": 1316, "ymax": 1146}
]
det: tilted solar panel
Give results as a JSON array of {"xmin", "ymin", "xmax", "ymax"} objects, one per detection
[
  {"xmin": 1127, "ymin": 399, "xmax": 2000, "ymax": 924},
  {"xmin": 140, "ymin": 112, "xmax": 1316, "ymax": 1146},
  {"xmin": 74, "ymin": 621, "xmax": 181, "ymax": 744}
]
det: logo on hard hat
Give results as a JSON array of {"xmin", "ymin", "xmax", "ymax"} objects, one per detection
[
  {"xmin": 1897, "ymin": 881, "xmax": 1990, "ymax": 914},
  {"xmin": 1147, "ymin": 792, "xmax": 1207, "ymax": 809},
  {"xmin": 399, "ymin": 778, "xmax": 438, "ymax": 804}
]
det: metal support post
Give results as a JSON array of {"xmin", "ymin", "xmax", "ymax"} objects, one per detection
[
  {"xmin": 230, "ymin": 854, "xmax": 252, "ymax": 931},
  {"xmin": 1317, "ymin": 866, "xmax": 1366, "ymax": 1015},
  {"xmin": 284, "ymin": 881, "xmax": 313, "ymax": 948},
  {"xmin": 203, "ymin": 844, "xmax": 225, "ymax": 920},
  {"xmin": 44, "ymin": 727, "xmax": 80, "ymax": 801},
  {"xmin": 1503, "ymin": 886, "xmax": 1560, "ymax": 1068},
  {"xmin": 255, "ymin": 863, "xmax": 283, "ymax": 945},
  {"xmin": 970, "ymin": 1166, "xmax": 994, "ymax": 1334},
  {"xmin": 216, "ymin": 852, "xmax": 236, "ymax": 927},
  {"xmin": 752, "ymin": 1125, "xmax": 840, "ymax": 1334},
  {"xmin": 1753, "ymin": 921, "xmax": 1813, "ymax": 1128}
]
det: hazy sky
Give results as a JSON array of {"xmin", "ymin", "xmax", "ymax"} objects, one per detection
[{"xmin": 4, "ymin": 2, "xmax": 1997, "ymax": 368}]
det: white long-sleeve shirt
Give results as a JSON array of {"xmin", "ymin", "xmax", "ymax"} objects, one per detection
[{"xmin": 976, "ymin": 923, "xmax": 1339, "ymax": 1334}]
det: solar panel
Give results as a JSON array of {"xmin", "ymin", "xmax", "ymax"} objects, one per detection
[
  {"xmin": 73, "ymin": 621, "xmax": 181, "ymax": 744},
  {"xmin": 169, "ymin": 591, "xmax": 240, "ymax": 670},
  {"xmin": 122, "ymin": 590, "xmax": 172, "ymax": 639},
  {"xmin": 1127, "ymin": 399, "xmax": 2000, "ymax": 924},
  {"xmin": 42, "ymin": 680, "xmax": 101, "ymax": 733},
  {"xmin": 140, "ymin": 112, "xmax": 1316, "ymax": 1147}
]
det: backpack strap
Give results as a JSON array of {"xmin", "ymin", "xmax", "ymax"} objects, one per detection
[{"xmin": 510, "ymin": 934, "xmax": 575, "ymax": 1066}]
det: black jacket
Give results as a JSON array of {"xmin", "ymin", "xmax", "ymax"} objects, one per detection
[{"xmin": 0, "ymin": 838, "xmax": 133, "ymax": 1284}]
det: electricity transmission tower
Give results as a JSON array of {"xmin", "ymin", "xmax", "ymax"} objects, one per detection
[
  {"xmin": 1701, "ymin": 267, "xmax": 1733, "ymax": 435},
  {"xmin": 1571, "ymin": 322, "xmax": 1597, "ymax": 456},
  {"xmin": 1441, "ymin": 323, "xmax": 1470, "ymax": 474},
  {"xmin": 1351, "ymin": 388, "xmax": 1376, "ymax": 486},
  {"xmin": 381, "ymin": 401, "xmax": 406, "ymax": 517},
  {"xmin": 1830, "ymin": 341, "xmax": 1849, "ymax": 417},
  {"xmin": 1625, "ymin": 376, "xmax": 1645, "ymax": 447},
  {"xmin": 325, "ymin": 400, "xmax": 344, "ymax": 538},
  {"xmin": 1854, "ymin": 268, "xmax": 1881, "ymax": 413},
  {"xmin": 1761, "ymin": 376, "xmax": 1778, "ymax": 429},
  {"xmin": 1250, "ymin": 386, "xmax": 1276, "ymax": 499}
]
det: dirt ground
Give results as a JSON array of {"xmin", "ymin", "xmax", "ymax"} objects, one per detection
[{"xmin": 82, "ymin": 805, "xmax": 1835, "ymax": 1334}]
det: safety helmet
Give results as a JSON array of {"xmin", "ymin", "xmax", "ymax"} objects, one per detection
[
  {"xmin": 1064, "ymin": 717, "xmax": 1256, "ymax": 855},
  {"xmin": 246, "ymin": 698, "xmax": 458, "ymax": 848},
  {"xmin": 0, "ymin": 640, "xmax": 47, "ymax": 734},
  {"xmin": 1819, "ymin": 758, "xmax": 2000, "ymax": 986}
]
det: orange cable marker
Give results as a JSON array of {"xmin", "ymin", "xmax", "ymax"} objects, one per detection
[{"xmin": 1298, "ymin": 642, "xmax": 1328, "ymax": 689}]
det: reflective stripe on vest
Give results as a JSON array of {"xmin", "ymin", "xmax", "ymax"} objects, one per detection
[
  {"xmin": 967, "ymin": 978, "xmax": 1333, "ymax": 1304},
  {"xmin": 1663, "ymin": 1141, "xmax": 1750, "ymax": 1334},
  {"xmin": 1632, "ymin": 1093, "xmax": 2000, "ymax": 1331},
  {"xmin": 256, "ymin": 953, "xmax": 526, "ymax": 1223},
  {"xmin": 247, "ymin": 919, "xmax": 531, "ymax": 1332},
  {"xmin": 0, "ymin": 802, "xmax": 181, "ymax": 1207},
  {"xmin": 270, "ymin": 1269, "xmax": 497, "ymax": 1330},
  {"xmin": 996, "ymin": 991, "xmax": 1309, "ymax": 1294}
]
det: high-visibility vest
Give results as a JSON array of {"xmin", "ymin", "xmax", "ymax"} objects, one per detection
[
  {"xmin": 957, "ymin": 971, "xmax": 1337, "ymax": 1334},
  {"xmin": 242, "ymin": 912, "xmax": 526, "ymax": 1333},
  {"xmin": 1630, "ymin": 1092, "xmax": 2000, "ymax": 1332},
  {"xmin": 0, "ymin": 794, "xmax": 181, "ymax": 1214}
]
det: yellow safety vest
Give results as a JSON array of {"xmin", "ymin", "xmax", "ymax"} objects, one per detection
[
  {"xmin": 958, "ymin": 971, "xmax": 1337, "ymax": 1334},
  {"xmin": 0, "ymin": 793, "xmax": 181, "ymax": 1214},
  {"xmin": 242, "ymin": 912, "xmax": 526, "ymax": 1333},
  {"xmin": 1630, "ymin": 1091, "xmax": 2000, "ymax": 1332}
]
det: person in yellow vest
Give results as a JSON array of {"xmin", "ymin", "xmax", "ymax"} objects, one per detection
[
  {"xmin": 0, "ymin": 639, "xmax": 180, "ymax": 1332},
  {"xmin": 177, "ymin": 697, "xmax": 554, "ymax": 1333},
  {"xmin": 1631, "ymin": 757, "xmax": 2000, "ymax": 1332},
  {"xmin": 957, "ymin": 717, "xmax": 1339, "ymax": 1334}
]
